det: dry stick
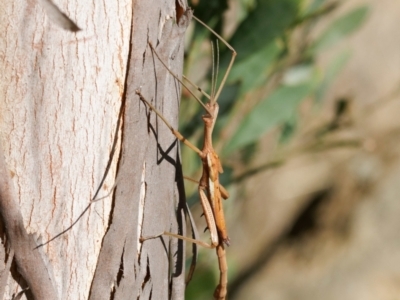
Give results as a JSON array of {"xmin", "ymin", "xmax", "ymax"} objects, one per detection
[{"xmin": 139, "ymin": 15, "xmax": 236, "ymax": 300}]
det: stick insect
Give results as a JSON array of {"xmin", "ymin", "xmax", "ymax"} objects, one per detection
[{"xmin": 137, "ymin": 14, "xmax": 236, "ymax": 300}]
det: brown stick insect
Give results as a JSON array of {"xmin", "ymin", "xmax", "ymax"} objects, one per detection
[{"xmin": 137, "ymin": 14, "xmax": 236, "ymax": 300}]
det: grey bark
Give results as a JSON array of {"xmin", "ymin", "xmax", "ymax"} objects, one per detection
[
  {"xmin": 89, "ymin": 2, "xmax": 192, "ymax": 299},
  {"xmin": 0, "ymin": 0, "xmax": 191, "ymax": 299}
]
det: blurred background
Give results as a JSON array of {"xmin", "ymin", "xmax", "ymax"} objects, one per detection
[{"xmin": 180, "ymin": 0, "xmax": 400, "ymax": 299}]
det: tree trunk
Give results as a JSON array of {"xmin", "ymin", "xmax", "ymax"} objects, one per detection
[{"xmin": 0, "ymin": 0, "xmax": 190, "ymax": 299}]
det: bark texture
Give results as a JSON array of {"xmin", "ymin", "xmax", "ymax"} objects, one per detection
[
  {"xmin": 0, "ymin": 0, "xmax": 189, "ymax": 299},
  {"xmin": 89, "ymin": 2, "xmax": 191, "ymax": 300}
]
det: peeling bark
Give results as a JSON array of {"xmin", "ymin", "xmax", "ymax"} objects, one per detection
[
  {"xmin": 89, "ymin": 2, "xmax": 192, "ymax": 299},
  {"xmin": 0, "ymin": 0, "xmax": 189, "ymax": 299}
]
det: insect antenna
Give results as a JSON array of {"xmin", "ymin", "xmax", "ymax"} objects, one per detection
[
  {"xmin": 210, "ymin": 41, "xmax": 216, "ymax": 104},
  {"xmin": 213, "ymin": 40, "xmax": 220, "ymax": 105}
]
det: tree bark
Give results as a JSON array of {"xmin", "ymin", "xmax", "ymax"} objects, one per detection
[{"xmin": 0, "ymin": 0, "xmax": 190, "ymax": 299}]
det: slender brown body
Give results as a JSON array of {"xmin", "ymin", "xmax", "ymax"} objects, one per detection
[
  {"xmin": 214, "ymin": 244, "xmax": 228, "ymax": 300},
  {"xmin": 198, "ymin": 102, "xmax": 230, "ymax": 299},
  {"xmin": 199, "ymin": 102, "xmax": 230, "ymax": 246}
]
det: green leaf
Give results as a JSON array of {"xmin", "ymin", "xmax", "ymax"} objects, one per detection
[
  {"xmin": 226, "ymin": 0, "xmax": 301, "ymax": 63},
  {"xmin": 224, "ymin": 83, "xmax": 313, "ymax": 154},
  {"xmin": 312, "ymin": 6, "xmax": 369, "ymax": 53},
  {"xmin": 228, "ymin": 41, "xmax": 281, "ymax": 95},
  {"xmin": 305, "ymin": 0, "xmax": 329, "ymax": 14},
  {"xmin": 215, "ymin": 0, "xmax": 302, "ymax": 113}
]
